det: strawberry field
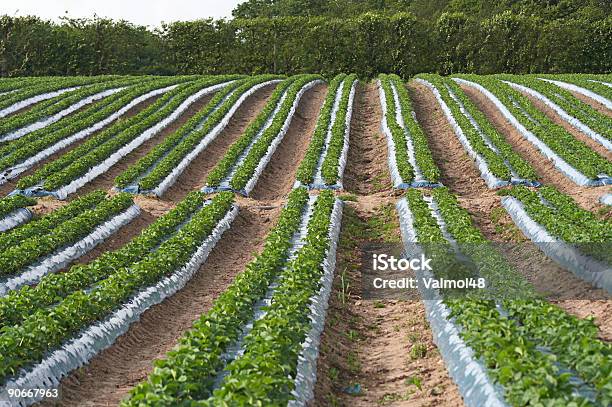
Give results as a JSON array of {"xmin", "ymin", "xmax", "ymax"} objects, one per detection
[{"xmin": 0, "ymin": 73, "xmax": 609, "ymax": 407}]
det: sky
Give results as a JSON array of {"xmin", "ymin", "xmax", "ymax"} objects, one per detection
[{"xmin": 0, "ymin": 0, "xmax": 244, "ymax": 28}]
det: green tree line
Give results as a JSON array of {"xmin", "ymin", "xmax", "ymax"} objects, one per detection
[{"xmin": 0, "ymin": 10, "xmax": 610, "ymax": 77}]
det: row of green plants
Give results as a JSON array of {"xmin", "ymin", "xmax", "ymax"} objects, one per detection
[
  {"xmin": 115, "ymin": 75, "xmax": 280, "ymax": 192},
  {"xmin": 205, "ymin": 74, "xmax": 321, "ymax": 192},
  {"xmin": 418, "ymin": 74, "xmax": 538, "ymax": 182},
  {"xmin": 0, "ymin": 195, "xmax": 36, "ymax": 219},
  {"xmin": 208, "ymin": 191, "xmax": 336, "ymax": 405},
  {"xmin": 124, "ymin": 187, "xmax": 310, "ymax": 404},
  {"xmin": 456, "ymin": 74, "xmax": 612, "ymax": 180},
  {"xmin": 499, "ymin": 74, "xmax": 612, "ymax": 142},
  {"xmin": 405, "ymin": 188, "xmax": 611, "ymax": 405},
  {"xmin": 16, "ymin": 76, "xmax": 232, "ymax": 192},
  {"xmin": 499, "ymin": 185, "xmax": 612, "ymax": 264},
  {"xmin": 0, "ymin": 191, "xmax": 206, "ymax": 330},
  {"xmin": 229, "ymin": 75, "xmax": 321, "ymax": 191},
  {"xmin": 0, "ymin": 191, "xmax": 107, "ymax": 252},
  {"xmin": 0, "ymin": 76, "xmax": 144, "ymax": 136},
  {"xmin": 0, "ymin": 191, "xmax": 134, "ymax": 278},
  {"xmin": 0, "ymin": 76, "xmax": 119, "ymax": 111},
  {"xmin": 295, "ymin": 74, "xmax": 345, "ymax": 185},
  {"xmin": 541, "ymin": 74, "xmax": 612, "ymax": 103},
  {"xmin": 380, "ymin": 73, "xmax": 440, "ymax": 184},
  {"xmin": 0, "ymin": 77, "xmax": 187, "ymax": 173},
  {"xmin": 319, "ymin": 74, "xmax": 356, "ymax": 185},
  {"xmin": 0, "ymin": 191, "xmax": 235, "ymax": 383}
]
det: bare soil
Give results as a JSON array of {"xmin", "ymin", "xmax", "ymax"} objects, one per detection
[
  {"xmin": 250, "ymin": 83, "xmax": 327, "ymax": 201},
  {"xmin": 163, "ymin": 83, "xmax": 277, "ymax": 202},
  {"xmin": 521, "ymin": 92, "xmax": 612, "ymax": 161},
  {"xmin": 568, "ymin": 91, "xmax": 612, "ymax": 117},
  {"xmin": 313, "ymin": 81, "xmax": 461, "ymax": 407},
  {"xmin": 343, "ymin": 83, "xmax": 395, "ymax": 197}
]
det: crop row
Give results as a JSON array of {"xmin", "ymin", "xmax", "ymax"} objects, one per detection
[
  {"xmin": 379, "ymin": 74, "xmax": 439, "ymax": 187},
  {"xmin": 499, "ymin": 186, "xmax": 612, "ymax": 271},
  {"xmin": 541, "ymin": 74, "xmax": 612, "ymax": 105},
  {"xmin": 417, "ymin": 74, "xmax": 538, "ymax": 187},
  {"xmin": 115, "ymin": 75, "xmax": 280, "ymax": 194},
  {"xmin": 499, "ymin": 74, "xmax": 612, "ymax": 144},
  {"xmin": 0, "ymin": 190, "xmax": 204, "ymax": 329},
  {"xmin": 124, "ymin": 188, "xmax": 340, "ymax": 406},
  {"xmin": 455, "ymin": 75, "xmax": 612, "ymax": 184},
  {"xmin": 0, "ymin": 191, "xmax": 137, "ymax": 295},
  {"xmin": 205, "ymin": 74, "xmax": 322, "ymax": 194},
  {"xmin": 296, "ymin": 73, "xmax": 357, "ymax": 188},
  {"xmin": 16, "ymin": 76, "xmax": 236, "ymax": 197},
  {"xmin": 0, "ymin": 76, "xmax": 147, "ymax": 140},
  {"xmin": 0, "ymin": 76, "xmax": 121, "ymax": 114},
  {"xmin": 0, "ymin": 77, "xmax": 187, "ymax": 184},
  {"xmin": 402, "ymin": 187, "xmax": 611, "ymax": 405},
  {"xmin": 0, "ymin": 195, "xmax": 36, "ymax": 220},
  {"xmin": 295, "ymin": 74, "xmax": 345, "ymax": 186},
  {"xmin": 0, "ymin": 191, "xmax": 235, "ymax": 386}
]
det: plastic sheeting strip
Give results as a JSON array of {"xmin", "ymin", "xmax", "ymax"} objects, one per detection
[
  {"xmin": 453, "ymin": 78, "xmax": 611, "ymax": 187},
  {"xmin": 504, "ymin": 81, "xmax": 612, "ymax": 151},
  {"xmin": 0, "ymin": 204, "xmax": 141, "ymax": 297},
  {"xmin": 145, "ymin": 80, "xmax": 281, "ymax": 197},
  {"xmin": 0, "ymin": 204, "xmax": 238, "ymax": 407},
  {"xmin": 601, "ymin": 193, "xmax": 612, "ymax": 206},
  {"xmin": 0, "ymin": 86, "xmax": 81, "ymax": 119},
  {"xmin": 289, "ymin": 198, "xmax": 343, "ymax": 406},
  {"xmin": 0, "ymin": 87, "xmax": 125, "ymax": 142},
  {"xmin": 501, "ymin": 196, "xmax": 611, "ymax": 294},
  {"xmin": 539, "ymin": 78, "xmax": 612, "ymax": 110},
  {"xmin": 15, "ymin": 81, "xmax": 233, "ymax": 199},
  {"xmin": 0, "ymin": 85, "xmax": 178, "ymax": 187},
  {"xmin": 395, "ymin": 197, "xmax": 508, "ymax": 407},
  {"xmin": 0, "ymin": 208, "xmax": 32, "ymax": 233}
]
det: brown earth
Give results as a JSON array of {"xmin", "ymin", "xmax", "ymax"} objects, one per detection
[
  {"xmin": 567, "ymin": 90, "xmax": 612, "ymax": 118},
  {"xmin": 250, "ymin": 83, "xmax": 327, "ymax": 201},
  {"xmin": 520, "ymin": 91, "xmax": 612, "ymax": 161},
  {"xmin": 313, "ymin": 81, "xmax": 462, "ymax": 407}
]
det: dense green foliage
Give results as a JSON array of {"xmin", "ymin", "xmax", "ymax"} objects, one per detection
[{"xmin": 1, "ymin": 0, "xmax": 610, "ymax": 77}]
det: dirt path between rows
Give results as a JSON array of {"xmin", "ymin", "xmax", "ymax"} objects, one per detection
[
  {"xmin": 163, "ymin": 83, "xmax": 277, "ymax": 202},
  {"xmin": 250, "ymin": 83, "xmax": 327, "ymax": 201},
  {"xmin": 0, "ymin": 97, "xmax": 160, "ymax": 198},
  {"xmin": 313, "ymin": 82, "xmax": 462, "ymax": 407},
  {"xmin": 47, "ymin": 204, "xmax": 281, "ymax": 406},
  {"xmin": 459, "ymin": 83, "xmax": 610, "ymax": 212},
  {"xmin": 568, "ymin": 90, "xmax": 612, "ymax": 117},
  {"xmin": 409, "ymin": 81, "xmax": 611, "ymax": 338},
  {"xmin": 75, "ymin": 95, "xmax": 214, "ymax": 198}
]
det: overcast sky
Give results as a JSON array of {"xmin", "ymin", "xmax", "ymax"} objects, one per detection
[{"xmin": 0, "ymin": 0, "xmax": 243, "ymax": 27}]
